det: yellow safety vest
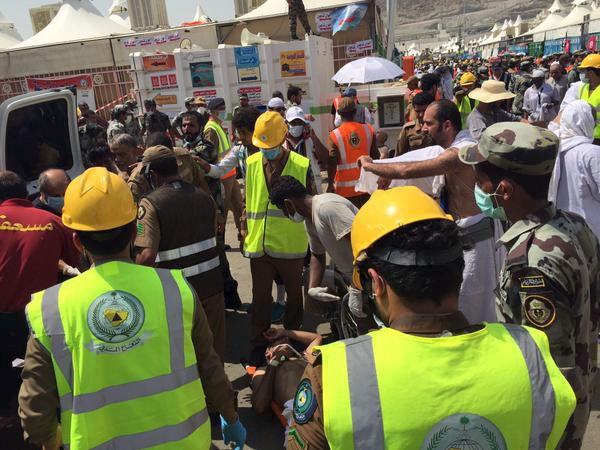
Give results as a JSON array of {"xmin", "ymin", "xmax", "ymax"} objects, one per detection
[
  {"xmin": 456, "ymin": 95, "xmax": 473, "ymax": 130},
  {"xmin": 205, "ymin": 120, "xmax": 235, "ymax": 179},
  {"xmin": 244, "ymin": 150, "xmax": 309, "ymax": 259},
  {"xmin": 317, "ymin": 323, "xmax": 575, "ymax": 450},
  {"xmin": 26, "ymin": 261, "xmax": 210, "ymax": 450},
  {"xmin": 579, "ymin": 83, "xmax": 600, "ymax": 138}
]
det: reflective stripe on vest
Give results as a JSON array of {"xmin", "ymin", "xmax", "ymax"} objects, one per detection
[
  {"xmin": 330, "ymin": 123, "xmax": 373, "ymax": 198},
  {"xmin": 317, "ymin": 323, "xmax": 576, "ymax": 450},
  {"xmin": 244, "ymin": 151, "xmax": 309, "ymax": 259},
  {"xmin": 155, "ymin": 237, "xmax": 217, "ymax": 262},
  {"xmin": 579, "ymin": 83, "xmax": 600, "ymax": 138},
  {"xmin": 205, "ymin": 120, "xmax": 235, "ymax": 179},
  {"xmin": 181, "ymin": 256, "xmax": 221, "ymax": 278},
  {"xmin": 27, "ymin": 265, "xmax": 209, "ymax": 450}
]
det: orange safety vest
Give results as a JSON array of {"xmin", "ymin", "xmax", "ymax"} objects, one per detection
[{"xmin": 330, "ymin": 122, "xmax": 374, "ymax": 198}]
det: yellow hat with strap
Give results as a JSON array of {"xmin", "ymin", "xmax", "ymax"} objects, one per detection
[
  {"xmin": 252, "ymin": 111, "xmax": 288, "ymax": 149},
  {"xmin": 62, "ymin": 167, "xmax": 137, "ymax": 232},
  {"xmin": 351, "ymin": 186, "xmax": 454, "ymax": 288}
]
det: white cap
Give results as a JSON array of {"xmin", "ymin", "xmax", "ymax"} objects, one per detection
[
  {"xmin": 267, "ymin": 97, "xmax": 285, "ymax": 109},
  {"xmin": 285, "ymin": 106, "xmax": 308, "ymax": 123},
  {"xmin": 532, "ymin": 69, "xmax": 545, "ymax": 79},
  {"xmin": 550, "ymin": 61, "xmax": 561, "ymax": 69}
]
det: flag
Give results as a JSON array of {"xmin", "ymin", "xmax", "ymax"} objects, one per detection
[{"xmin": 331, "ymin": 3, "xmax": 368, "ymax": 35}]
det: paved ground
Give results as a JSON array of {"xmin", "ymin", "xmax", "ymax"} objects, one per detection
[{"xmin": 214, "ymin": 215, "xmax": 600, "ymax": 450}]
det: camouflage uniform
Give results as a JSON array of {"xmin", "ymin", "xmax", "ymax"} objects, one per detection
[
  {"xmin": 395, "ymin": 120, "xmax": 433, "ymax": 156},
  {"xmin": 288, "ymin": 0, "xmax": 312, "ymax": 39},
  {"xmin": 125, "ymin": 117, "xmax": 143, "ymax": 146},
  {"xmin": 183, "ymin": 137, "xmax": 223, "ymax": 212},
  {"xmin": 106, "ymin": 120, "xmax": 126, "ymax": 143},
  {"xmin": 510, "ymin": 72, "xmax": 533, "ymax": 115},
  {"xmin": 127, "ymin": 147, "xmax": 210, "ymax": 204},
  {"xmin": 459, "ymin": 122, "xmax": 600, "ymax": 450}
]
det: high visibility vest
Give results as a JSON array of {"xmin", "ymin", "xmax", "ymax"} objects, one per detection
[
  {"xmin": 456, "ymin": 95, "xmax": 472, "ymax": 130},
  {"xmin": 330, "ymin": 122, "xmax": 374, "ymax": 198},
  {"xmin": 579, "ymin": 83, "xmax": 600, "ymax": 138},
  {"xmin": 317, "ymin": 323, "xmax": 575, "ymax": 450},
  {"xmin": 26, "ymin": 262, "xmax": 210, "ymax": 450},
  {"xmin": 244, "ymin": 150, "xmax": 309, "ymax": 259},
  {"xmin": 205, "ymin": 120, "xmax": 236, "ymax": 180}
]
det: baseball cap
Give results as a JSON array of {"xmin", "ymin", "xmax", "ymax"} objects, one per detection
[
  {"xmin": 207, "ymin": 97, "xmax": 225, "ymax": 111},
  {"xmin": 338, "ymin": 97, "xmax": 357, "ymax": 114},
  {"xmin": 268, "ymin": 97, "xmax": 285, "ymax": 109},
  {"xmin": 532, "ymin": 69, "xmax": 545, "ymax": 79},
  {"xmin": 239, "ymin": 93, "xmax": 249, "ymax": 100},
  {"xmin": 343, "ymin": 87, "xmax": 358, "ymax": 97},
  {"xmin": 458, "ymin": 122, "xmax": 559, "ymax": 176},
  {"xmin": 184, "ymin": 96, "xmax": 195, "ymax": 105},
  {"xmin": 141, "ymin": 145, "xmax": 176, "ymax": 164},
  {"xmin": 286, "ymin": 106, "xmax": 308, "ymax": 123}
]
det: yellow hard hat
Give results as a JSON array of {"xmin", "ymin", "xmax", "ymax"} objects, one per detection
[
  {"xmin": 62, "ymin": 167, "xmax": 137, "ymax": 232},
  {"xmin": 579, "ymin": 53, "xmax": 600, "ymax": 69},
  {"xmin": 252, "ymin": 111, "xmax": 288, "ymax": 149},
  {"xmin": 351, "ymin": 186, "xmax": 454, "ymax": 288},
  {"xmin": 459, "ymin": 72, "xmax": 477, "ymax": 87}
]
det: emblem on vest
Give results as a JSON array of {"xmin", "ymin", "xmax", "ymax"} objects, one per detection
[
  {"xmin": 420, "ymin": 413, "xmax": 507, "ymax": 450},
  {"xmin": 86, "ymin": 291, "xmax": 147, "ymax": 353},
  {"xmin": 349, "ymin": 131, "xmax": 361, "ymax": 148}
]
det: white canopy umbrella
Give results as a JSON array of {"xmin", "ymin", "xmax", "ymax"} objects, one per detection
[{"xmin": 332, "ymin": 56, "xmax": 404, "ymax": 84}]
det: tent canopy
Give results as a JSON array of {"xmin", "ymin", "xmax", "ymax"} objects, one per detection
[
  {"xmin": 548, "ymin": 0, "xmax": 567, "ymax": 13},
  {"xmin": 562, "ymin": 3, "xmax": 592, "ymax": 26},
  {"xmin": 521, "ymin": 10, "xmax": 567, "ymax": 35},
  {"xmin": 13, "ymin": 0, "xmax": 131, "ymax": 49},
  {"xmin": 0, "ymin": 10, "xmax": 22, "ymax": 49},
  {"xmin": 237, "ymin": 0, "xmax": 359, "ymax": 21},
  {"xmin": 108, "ymin": 0, "xmax": 131, "ymax": 29}
]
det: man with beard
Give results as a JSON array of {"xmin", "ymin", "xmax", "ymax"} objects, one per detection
[
  {"xmin": 109, "ymin": 133, "xmax": 140, "ymax": 181},
  {"xmin": 358, "ymin": 100, "xmax": 501, "ymax": 324}
]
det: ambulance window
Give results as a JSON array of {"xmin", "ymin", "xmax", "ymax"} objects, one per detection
[{"xmin": 5, "ymin": 98, "xmax": 73, "ymax": 181}]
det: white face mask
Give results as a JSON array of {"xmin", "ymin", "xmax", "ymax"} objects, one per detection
[{"xmin": 289, "ymin": 125, "xmax": 304, "ymax": 138}]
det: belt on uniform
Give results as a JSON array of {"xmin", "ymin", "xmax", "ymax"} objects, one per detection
[
  {"xmin": 459, "ymin": 217, "xmax": 495, "ymax": 247},
  {"xmin": 182, "ymin": 256, "xmax": 221, "ymax": 278},
  {"xmin": 155, "ymin": 237, "xmax": 217, "ymax": 263}
]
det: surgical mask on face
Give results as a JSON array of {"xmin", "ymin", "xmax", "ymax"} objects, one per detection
[
  {"xmin": 46, "ymin": 196, "xmax": 64, "ymax": 212},
  {"xmin": 217, "ymin": 111, "xmax": 227, "ymax": 121},
  {"xmin": 261, "ymin": 147, "xmax": 281, "ymax": 161},
  {"xmin": 289, "ymin": 125, "xmax": 304, "ymax": 138},
  {"xmin": 474, "ymin": 184, "xmax": 507, "ymax": 221},
  {"xmin": 580, "ymin": 73, "xmax": 589, "ymax": 84}
]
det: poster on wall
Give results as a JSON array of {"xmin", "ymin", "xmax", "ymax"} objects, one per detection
[
  {"xmin": 190, "ymin": 62, "xmax": 216, "ymax": 88},
  {"xmin": 26, "ymin": 75, "xmax": 96, "ymax": 110},
  {"xmin": 315, "ymin": 11, "xmax": 332, "ymax": 33},
  {"xmin": 234, "ymin": 47, "xmax": 261, "ymax": 83},
  {"xmin": 193, "ymin": 89, "xmax": 218, "ymax": 101},
  {"xmin": 142, "ymin": 54, "xmax": 176, "ymax": 72},
  {"xmin": 280, "ymin": 50, "xmax": 306, "ymax": 77},
  {"xmin": 238, "ymin": 86, "xmax": 262, "ymax": 106},
  {"xmin": 150, "ymin": 73, "xmax": 178, "ymax": 89}
]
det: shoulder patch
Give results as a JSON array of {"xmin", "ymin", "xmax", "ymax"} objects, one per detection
[
  {"xmin": 137, "ymin": 205, "xmax": 146, "ymax": 220},
  {"xmin": 293, "ymin": 378, "xmax": 318, "ymax": 425},
  {"xmin": 519, "ymin": 275, "xmax": 545, "ymax": 289},
  {"xmin": 287, "ymin": 427, "xmax": 306, "ymax": 449},
  {"xmin": 523, "ymin": 295, "xmax": 556, "ymax": 328}
]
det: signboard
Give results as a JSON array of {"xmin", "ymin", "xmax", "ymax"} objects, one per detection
[
  {"xmin": 193, "ymin": 89, "xmax": 218, "ymax": 101},
  {"xmin": 150, "ymin": 73, "xmax": 178, "ymax": 89},
  {"xmin": 123, "ymin": 32, "xmax": 180, "ymax": 48},
  {"xmin": 315, "ymin": 11, "xmax": 332, "ymax": 33},
  {"xmin": 143, "ymin": 54, "xmax": 176, "ymax": 72},
  {"xmin": 238, "ymin": 86, "xmax": 262, "ymax": 106},
  {"xmin": 154, "ymin": 95, "xmax": 178, "ymax": 106},
  {"xmin": 26, "ymin": 75, "xmax": 96, "ymax": 110},
  {"xmin": 346, "ymin": 39, "xmax": 373, "ymax": 57},
  {"xmin": 280, "ymin": 50, "xmax": 306, "ymax": 77},
  {"xmin": 190, "ymin": 62, "xmax": 216, "ymax": 87},
  {"xmin": 234, "ymin": 46, "xmax": 261, "ymax": 83}
]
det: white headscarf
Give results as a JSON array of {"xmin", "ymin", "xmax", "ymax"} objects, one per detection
[
  {"xmin": 559, "ymin": 100, "xmax": 595, "ymax": 151},
  {"xmin": 549, "ymin": 100, "xmax": 595, "ymax": 201}
]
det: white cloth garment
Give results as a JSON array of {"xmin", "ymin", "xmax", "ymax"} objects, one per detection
[
  {"xmin": 456, "ymin": 214, "xmax": 505, "ymax": 324},
  {"xmin": 549, "ymin": 100, "xmax": 600, "ymax": 238},
  {"xmin": 523, "ymin": 82, "xmax": 559, "ymax": 122},
  {"xmin": 560, "ymin": 81, "xmax": 584, "ymax": 112}
]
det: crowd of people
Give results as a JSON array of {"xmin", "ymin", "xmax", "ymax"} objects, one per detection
[{"xmin": 1, "ymin": 47, "xmax": 600, "ymax": 450}]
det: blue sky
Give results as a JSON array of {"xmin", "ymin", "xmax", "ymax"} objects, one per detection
[{"xmin": 5, "ymin": 1, "xmax": 235, "ymax": 38}]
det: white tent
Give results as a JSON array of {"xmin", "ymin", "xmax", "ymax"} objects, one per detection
[
  {"xmin": 108, "ymin": 0, "xmax": 131, "ymax": 30},
  {"xmin": 13, "ymin": 0, "xmax": 131, "ymax": 49},
  {"xmin": 237, "ymin": 0, "xmax": 358, "ymax": 21},
  {"xmin": 192, "ymin": 3, "xmax": 213, "ymax": 23},
  {"xmin": 0, "ymin": 10, "xmax": 22, "ymax": 50},
  {"xmin": 513, "ymin": 15, "xmax": 523, "ymax": 27},
  {"xmin": 521, "ymin": 0, "xmax": 568, "ymax": 35},
  {"xmin": 561, "ymin": 1, "xmax": 592, "ymax": 26}
]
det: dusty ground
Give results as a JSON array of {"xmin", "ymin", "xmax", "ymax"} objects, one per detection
[{"xmin": 213, "ymin": 214, "xmax": 600, "ymax": 450}]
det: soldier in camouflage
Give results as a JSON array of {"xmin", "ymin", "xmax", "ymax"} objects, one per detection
[
  {"xmin": 509, "ymin": 61, "xmax": 534, "ymax": 116},
  {"xmin": 106, "ymin": 104, "xmax": 128, "ymax": 143},
  {"xmin": 124, "ymin": 100, "xmax": 143, "ymax": 145},
  {"xmin": 287, "ymin": 0, "xmax": 313, "ymax": 40},
  {"xmin": 460, "ymin": 122, "xmax": 600, "ymax": 450}
]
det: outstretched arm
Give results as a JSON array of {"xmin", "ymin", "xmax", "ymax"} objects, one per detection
[{"xmin": 358, "ymin": 148, "xmax": 462, "ymax": 180}]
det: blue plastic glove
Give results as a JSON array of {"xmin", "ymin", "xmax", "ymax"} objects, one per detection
[{"xmin": 220, "ymin": 415, "xmax": 247, "ymax": 450}]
